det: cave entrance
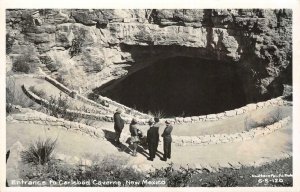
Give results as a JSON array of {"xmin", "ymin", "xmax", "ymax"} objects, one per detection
[{"xmin": 98, "ymin": 56, "xmax": 248, "ymax": 118}]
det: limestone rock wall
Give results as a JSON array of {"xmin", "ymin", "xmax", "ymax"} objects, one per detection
[{"xmin": 6, "ymin": 9, "xmax": 292, "ymax": 99}]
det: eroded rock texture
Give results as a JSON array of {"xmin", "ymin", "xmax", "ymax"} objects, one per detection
[{"xmin": 6, "ymin": 9, "xmax": 292, "ymax": 102}]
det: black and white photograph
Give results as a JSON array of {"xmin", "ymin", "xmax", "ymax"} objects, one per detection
[{"xmin": 1, "ymin": 1, "xmax": 300, "ymax": 191}]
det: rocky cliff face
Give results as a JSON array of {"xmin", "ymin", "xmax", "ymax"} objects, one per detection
[{"xmin": 6, "ymin": 9, "xmax": 292, "ymax": 101}]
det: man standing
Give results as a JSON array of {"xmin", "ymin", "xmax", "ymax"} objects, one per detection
[
  {"xmin": 161, "ymin": 120, "xmax": 173, "ymax": 161},
  {"xmin": 146, "ymin": 118, "xmax": 159, "ymax": 161},
  {"xmin": 113, "ymin": 108, "xmax": 124, "ymax": 145},
  {"xmin": 129, "ymin": 118, "xmax": 140, "ymax": 156}
]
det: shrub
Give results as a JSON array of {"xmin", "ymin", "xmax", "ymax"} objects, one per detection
[
  {"xmin": 39, "ymin": 55, "xmax": 58, "ymax": 72},
  {"xmin": 283, "ymin": 93, "xmax": 292, "ymax": 101},
  {"xmin": 45, "ymin": 92, "xmax": 69, "ymax": 118},
  {"xmin": 78, "ymin": 155, "xmax": 145, "ymax": 187},
  {"xmin": 21, "ymin": 137, "xmax": 57, "ymax": 165},
  {"xmin": 6, "ymin": 78, "xmax": 35, "ymax": 113},
  {"xmin": 69, "ymin": 29, "xmax": 85, "ymax": 58},
  {"xmin": 244, "ymin": 107, "xmax": 283, "ymax": 131},
  {"xmin": 69, "ymin": 37, "xmax": 83, "ymax": 57},
  {"xmin": 19, "ymin": 155, "xmax": 145, "ymax": 187},
  {"xmin": 149, "ymin": 163, "xmax": 196, "ymax": 187},
  {"xmin": 148, "ymin": 110, "xmax": 166, "ymax": 119},
  {"xmin": 43, "ymin": 92, "xmax": 79, "ymax": 121},
  {"xmin": 12, "ymin": 53, "xmax": 38, "ymax": 73},
  {"xmin": 6, "ymin": 33, "xmax": 15, "ymax": 54},
  {"xmin": 55, "ymin": 75, "xmax": 68, "ymax": 87},
  {"xmin": 189, "ymin": 157, "xmax": 292, "ymax": 187}
]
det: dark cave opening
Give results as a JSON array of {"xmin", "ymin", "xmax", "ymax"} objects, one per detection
[{"xmin": 98, "ymin": 56, "xmax": 249, "ymax": 117}]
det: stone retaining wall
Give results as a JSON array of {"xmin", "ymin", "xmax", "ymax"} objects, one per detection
[
  {"xmin": 44, "ymin": 76, "xmax": 73, "ymax": 95},
  {"xmin": 7, "ymin": 74, "xmax": 45, "ymax": 79},
  {"xmin": 44, "ymin": 75, "xmax": 151, "ymax": 119},
  {"xmin": 44, "ymin": 76, "xmax": 112, "ymax": 112},
  {"xmin": 21, "ymin": 84, "xmax": 148, "ymax": 124},
  {"xmin": 21, "ymin": 84, "xmax": 115, "ymax": 122},
  {"xmin": 7, "ymin": 109, "xmax": 106, "ymax": 140},
  {"xmin": 7, "ymin": 104, "xmax": 291, "ymax": 147},
  {"xmin": 161, "ymin": 97, "xmax": 292, "ymax": 125},
  {"xmin": 172, "ymin": 116, "xmax": 291, "ymax": 146}
]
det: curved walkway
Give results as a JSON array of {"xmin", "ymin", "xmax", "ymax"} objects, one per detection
[{"xmin": 6, "ymin": 118, "xmax": 292, "ymax": 173}]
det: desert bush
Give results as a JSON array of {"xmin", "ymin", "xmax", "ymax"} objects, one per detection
[
  {"xmin": 42, "ymin": 92, "xmax": 79, "ymax": 121},
  {"xmin": 244, "ymin": 107, "xmax": 283, "ymax": 131},
  {"xmin": 29, "ymin": 86, "xmax": 46, "ymax": 98},
  {"xmin": 69, "ymin": 37, "xmax": 83, "ymax": 58},
  {"xmin": 283, "ymin": 93, "xmax": 292, "ymax": 101},
  {"xmin": 64, "ymin": 111, "xmax": 81, "ymax": 122},
  {"xmin": 77, "ymin": 155, "xmax": 145, "ymax": 187},
  {"xmin": 148, "ymin": 110, "xmax": 166, "ymax": 119},
  {"xmin": 87, "ymin": 93, "xmax": 109, "ymax": 107},
  {"xmin": 39, "ymin": 55, "xmax": 60, "ymax": 72},
  {"xmin": 20, "ymin": 11, "xmax": 35, "ymax": 32},
  {"xmin": 55, "ymin": 74, "xmax": 69, "ymax": 87},
  {"xmin": 6, "ymin": 78, "xmax": 35, "ymax": 113},
  {"xmin": 12, "ymin": 53, "xmax": 38, "ymax": 73},
  {"xmin": 44, "ymin": 92, "xmax": 69, "ymax": 118},
  {"xmin": 6, "ymin": 33, "xmax": 15, "ymax": 54},
  {"xmin": 21, "ymin": 137, "xmax": 57, "ymax": 165},
  {"xmin": 189, "ymin": 157, "xmax": 292, "ymax": 187},
  {"xmin": 19, "ymin": 155, "xmax": 145, "ymax": 187},
  {"xmin": 149, "ymin": 163, "xmax": 196, "ymax": 187}
]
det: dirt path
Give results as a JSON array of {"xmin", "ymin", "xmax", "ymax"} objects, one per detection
[{"xmin": 6, "ymin": 120, "xmax": 292, "ymax": 172}]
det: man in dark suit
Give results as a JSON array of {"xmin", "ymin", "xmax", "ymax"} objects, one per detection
[
  {"xmin": 147, "ymin": 118, "xmax": 160, "ymax": 161},
  {"xmin": 161, "ymin": 120, "xmax": 173, "ymax": 161},
  {"xmin": 113, "ymin": 108, "xmax": 124, "ymax": 145}
]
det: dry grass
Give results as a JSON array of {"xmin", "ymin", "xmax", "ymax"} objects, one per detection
[
  {"xmin": 244, "ymin": 107, "xmax": 283, "ymax": 131},
  {"xmin": 21, "ymin": 137, "xmax": 57, "ymax": 165},
  {"xmin": 6, "ymin": 78, "xmax": 35, "ymax": 113}
]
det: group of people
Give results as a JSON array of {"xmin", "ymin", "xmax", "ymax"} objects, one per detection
[{"xmin": 113, "ymin": 108, "xmax": 173, "ymax": 161}]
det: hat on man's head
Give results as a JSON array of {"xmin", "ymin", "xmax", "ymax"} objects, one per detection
[
  {"xmin": 116, "ymin": 108, "xmax": 122, "ymax": 113},
  {"xmin": 154, "ymin": 117, "xmax": 160, "ymax": 122},
  {"xmin": 165, "ymin": 120, "xmax": 171, "ymax": 125}
]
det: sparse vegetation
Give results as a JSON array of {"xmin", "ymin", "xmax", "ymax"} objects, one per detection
[
  {"xmin": 6, "ymin": 78, "xmax": 35, "ymax": 113},
  {"xmin": 17, "ymin": 154, "xmax": 292, "ymax": 187},
  {"xmin": 148, "ymin": 110, "xmax": 166, "ymax": 119},
  {"xmin": 283, "ymin": 93, "xmax": 292, "ymax": 101},
  {"xmin": 189, "ymin": 157, "xmax": 293, "ymax": 187},
  {"xmin": 21, "ymin": 137, "xmax": 57, "ymax": 165},
  {"xmin": 244, "ymin": 107, "xmax": 283, "ymax": 131},
  {"xmin": 12, "ymin": 51, "xmax": 38, "ymax": 73},
  {"xmin": 6, "ymin": 33, "xmax": 15, "ymax": 54},
  {"xmin": 69, "ymin": 37, "xmax": 83, "ymax": 58},
  {"xmin": 44, "ymin": 92, "xmax": 69, "ymax": 118},
  {"xmin": 55, "ymin": 74, "xmax": 68, "ymax": 87},
  {"xmin": 19, "ymin": 155, "xmax": 145, "ymax": 187},
  {"xmin": 41, "ymin": 92, "xmax": 80, "ymax": 121},
  {"xmin": 39, "ymin": 55, "xmax": 61, "ymax": 72}
]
